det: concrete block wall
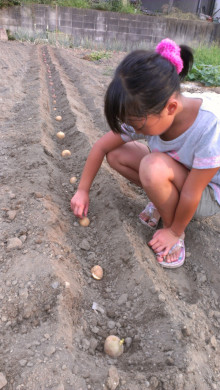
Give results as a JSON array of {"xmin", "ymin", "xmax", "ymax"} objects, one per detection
[{"xmin": 0, "ymin": 5, "xmax": 219, "ymax": 49}]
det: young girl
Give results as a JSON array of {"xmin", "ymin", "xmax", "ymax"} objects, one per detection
[{"xmin": 71, "ymin": 38, "xmax": 220, "ymax": 268}]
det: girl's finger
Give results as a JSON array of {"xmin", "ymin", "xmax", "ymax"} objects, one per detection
[{"xmin": 84, "ymin": 204, "xmax": 89, "ymax": 216}]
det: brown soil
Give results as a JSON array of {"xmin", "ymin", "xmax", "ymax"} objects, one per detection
[{"xmin": 0, "ymin": 40, "xmax": 220, "ymax": 390}]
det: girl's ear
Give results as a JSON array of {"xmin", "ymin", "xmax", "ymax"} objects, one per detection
[{"xmin": 166, "ymin": 99, "xmax": 178, "ymax": 116}]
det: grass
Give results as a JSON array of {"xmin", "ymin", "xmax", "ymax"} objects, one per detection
[
  {"xmin": 193, "ymin": 43, "xmax": 220, "ymax": 66},
  {"xmin": 187, "ymin": 44, "xmax": 220, "ymax": 86},
  {"xmin": 83, "ymin": 51, "xmax": 110, "ymax": 61},
  {"xmin": 18, "ymin": 0, "xmax": 140, "ymax": 13}
]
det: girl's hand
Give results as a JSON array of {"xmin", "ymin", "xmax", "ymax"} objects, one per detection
[
  {"xmin": 70, "ymin": 189, "xmax": 89, "ymax": 218},
  {"xmin": 148, "ymin": 228, "xmax": 180, "ymax": 256}
]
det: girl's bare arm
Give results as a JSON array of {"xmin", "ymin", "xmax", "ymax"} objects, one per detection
[
  {"xmin": 171, "ymin": 166, "xmax": 219, "ymax": 236},
  {"xmin": 71, "ymin": 131, "xmax": 124, "ymax": 217},
  {"xmin": 149, "ymin": 166, "xmax": 219, "ymax": 255}
]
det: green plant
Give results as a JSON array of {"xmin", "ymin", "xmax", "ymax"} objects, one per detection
[
  {"xmin": 88, "ymin": 51, "xmax": 110, "ymax": 61},
  {"xmin": 187, "ymin": 64, "xmax": 220, "ymax": 86},
  {"xmin": 56, "ymin": 0, "xmax": 90, "ymax": 7},
  {"xmin": 6, "ymin": 29, "xmax": 16, "ymax": 40},
  {"xmin": 193, "ymin": 44, "xmax": 220, "ymax": 66},
  {"xmin": 186, "ymin": 44, "xmax": 220, "ymax": 86},
  {"xmin": 0, "ymin": 0, "xmax": 20, "ymax": 7}
]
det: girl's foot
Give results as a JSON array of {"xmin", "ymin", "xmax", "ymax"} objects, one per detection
[
  {"xmin": 139, "ymin": 202, "xmax": 161, "ymax": 229},
  {"xmin": 156, "ymin": 238, "xmax": 185, "ymax": 268}
]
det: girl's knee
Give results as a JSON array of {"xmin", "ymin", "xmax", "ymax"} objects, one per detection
[{"xmin": 139, "ymin": 153, "xmax": 170, "ymax": 186}]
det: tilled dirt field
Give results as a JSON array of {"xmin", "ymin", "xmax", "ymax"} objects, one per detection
[{"xmin": 0, "ymin": 40, "xmax": 220, "ymax": 390}]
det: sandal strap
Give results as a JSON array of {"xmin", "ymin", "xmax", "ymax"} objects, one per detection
[{"xmin": 169, "ymin": 238, "xmax": 184, "ymax": 254}]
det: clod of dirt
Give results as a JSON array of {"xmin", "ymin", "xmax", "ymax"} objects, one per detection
[
  {"xmin": 106, "ymin": 365, "xmax": 120, "ymax": 390},
  {"xmin": 7, "ymin": 237, "xmax": 23, "ymax": 250},
  {"xmin": 0, "ymin": 373, "xmax": 7, "ymax": 389}
]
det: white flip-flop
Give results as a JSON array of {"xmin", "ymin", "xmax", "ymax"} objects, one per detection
[
  {"xmin": 157, "ymin": 238, "xmax": 185, "ymax": 269},
  {"xmin": 139, "ymin": 202, "xmax": 160, "ymax": 230}
]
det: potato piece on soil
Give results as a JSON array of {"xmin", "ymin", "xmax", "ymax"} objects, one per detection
[
  {"xmin": 56, "ymin": 131, "xmax": 65, "ymax": 139},
  {"xmin": 79, "ymin": 217, "xmax": 90, "ymax": 227},
  {"xmin": 91, "ymin": 265, "xmax": 103, "ymax": 280},
  {"xmin": 61, "ymin": 150, "xmax": 71, "ymax": 157},
  {"xmin": 56, "ymin": 115, "xmax": 62, "ymax": 121},
  {"xmin": 70, "ymin": 176, "xmax": 77, "ymax": 184},
  {"xmin": 104, "ymin": 335, "xmax": 124, "ymax": 358}
]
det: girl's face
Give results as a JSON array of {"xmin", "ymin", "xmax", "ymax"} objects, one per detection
[
  {"xmin": 127, "ymin": 99, "xmax": 178, "ymax": 137},
  {"xmin": 127, "ymin": 110, "xmax": 174, "ymax": 137}
]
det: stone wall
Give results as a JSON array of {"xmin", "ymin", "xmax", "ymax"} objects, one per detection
[{"xmin": 0, "ymin": 5, "xmax": 219, "ymax": 49}]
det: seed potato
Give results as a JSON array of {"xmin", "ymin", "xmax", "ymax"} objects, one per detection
[
  {"xmin": 70, "ymin": 176, "xmax": 77, "ymax": 184},
  {"xmin": 91, "ymin": 265, "xmax": 103, "ymax": 280},
  {"xmin": 61, "ymin": 150, "xmax": 71, "ymax": 157},
  {"xmin": 79, "ymin": 217, "xmax": 90, "ymax": 227},
  {"xmin": 56, "ymin": 131, "xmax": 65, "ymax": 139},
  {"xmin": 104, "ymin": 335, "xmax": 124, "ymax": 358}
]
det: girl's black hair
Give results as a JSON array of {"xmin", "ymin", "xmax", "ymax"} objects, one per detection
[{"xmin": 104, "ymin": 44, "xmax": 193, "ymax": 133}]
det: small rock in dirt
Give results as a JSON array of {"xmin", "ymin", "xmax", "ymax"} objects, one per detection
[
  {"xmin": 181, "ymin": 325, "xmax": 191, "ymax": 337},
  {"xmin": 7, "ymin": 237, "xmax": 23, "ymax": 250},
  {"xmin": 7, "ymin": 210, "xmax": 17, "ymax": 220},
  {"xmin": 210, "ymin": 335, "xmax": 217, "ymax": 349},
  {"xmin": 166, "ymin": 356, "xmax": 174, "ymax": 366},
  {"xmin": 0, "ymin": 372, "xmax": 7, "ymax": 389},
  {"xmin": 34, "ymin": 192, "xmax": 43, "ymax": 198},
  {"xmin": 198, "ymin": 273, "xmax": 207, "ymax": 283},
  {"xmin": 91, "ymin": 326, "xmax": 99, "ymax": 334},
  {"xmin": 81, "ymin": 338, "xmax": 90, "ymax": 351},
  {"xmin": 9, "ymin": 192, "xmax": 16, "ymax": 199},
  {"xmin": 89, "ymin": 338, "xmax": 98, "ymax": 354},
  {"xmin": 118, "ymin": 293, "xmax": 128, "ymax": 305},
  {"xmin": 79, "ymin": 239, "xmax": 90, "ymax": 251},
  {"xmin": 51, "ymin": 281, "xmax": 59, "ymax": 289},
  {"xmin": 19, "ymin": 359, "xmax": 27, "ymax": 367},
  {"xmin": 125, "ymin": 337, "xmax": 132, "ymax": 348},
  {"xmin": 108, "ymin": 321, "xmax": 116, "ymax": 330},
  {"xmin": 19, "ymin": 235, "xmax": 27, "ymax": 243},
  {"xmin": 106, "ymin": 366, "xmax": 120, "ymax": 390},
  {"xmin": 107, "ymin": 308, "xmax": 116, "ymax": 319},
  {"xmin": 149, "ymin": 376, "xmax": 159, "ymax": 389},
  {"xmin": 44, "ymin": 345, "xmax": 56, "ymax": 356},
  {"xmin": 158, "ymin": 293, "xmax": 166, "ymax": 302},
  {"xmin": 51, "ymin": 384, "xmax": 64, "ymax": 390}
]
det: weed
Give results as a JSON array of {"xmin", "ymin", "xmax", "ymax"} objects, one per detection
[
  {"xmin": 87, "ymin": 51, "xmax": 110, "ymax": 61},
  {"xmin": 187, "ymin": 44, "xmax": 220, "ymax": 86}
]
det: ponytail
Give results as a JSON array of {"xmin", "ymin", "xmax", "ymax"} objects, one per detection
[{"xmin": 179, "ymin": 45, "xmax": 194, "ymax": 80}]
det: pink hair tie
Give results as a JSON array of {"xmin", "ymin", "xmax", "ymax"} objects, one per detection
[{"xmin": 156, "ymin": 38, "xmax": 183, "ymax": 74}]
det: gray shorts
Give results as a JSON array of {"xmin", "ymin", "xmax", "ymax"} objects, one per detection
[{"xmin": 194, "ymin": 186, "xmax": 220, "ymax": 220}]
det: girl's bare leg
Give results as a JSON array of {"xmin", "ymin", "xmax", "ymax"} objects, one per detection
[
  {"xmin": 139, "ymin": 152, "xmax": 189, "ymax": 227},
  {"xmin": 106, "ymin": 141, "xmax": 150, "ymax": 186},
  {"xmin": 139, "ymin": 152, "xmax": 189, "ymax": 262},
  {"xmin": 107, "ymin": 142, "xmax": 160, "ymax": 227}
]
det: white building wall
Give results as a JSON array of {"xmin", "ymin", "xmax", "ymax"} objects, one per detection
[{"xmin": 214, "ymin": 0, "xmax": 220, "ymax": 17}]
